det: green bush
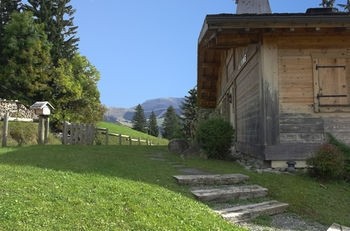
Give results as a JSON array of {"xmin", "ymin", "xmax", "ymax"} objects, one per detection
[
  {"xmin": 9, "ymin": 122, "xmax": 38, "ymax": 146},
  {"xmin": 307, "ymin": 143, "xmax": 345, "ymax": 180},
  {"xmin": 196, "ymin": 117, "xmax": 234, "ymax": 160},
  {"xmin": 328, "ymin": 134, "xmax": 350, "ymax": 181}
]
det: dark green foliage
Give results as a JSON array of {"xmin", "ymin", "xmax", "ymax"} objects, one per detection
[
  {"xmin": 0, "ymin": 11, "xmax": 52, "ymax": 104},
  {"xmin": 0, "ymin": 0, "xmax": 21, "ymax": 64},
  {"xmin": 307, "ymin": 143, "xmax": 345, "ymax": 180},
  {"xmin": 338, "ymin": 0, "xmax": 350, "ymax": 12},
  {"xmin": 162, "ymin": 106, "xmax": 182, "ymax": 139},
  {"xmin": 181, "ymin": 87, "xmax": 197, "ymax": 141},
  {"xmin": 132, "ymin": 104, "xmax": 147, "ymax": 133},
  {"xmin": 25, "ymin": 0, "xmax": 79, "ymax": 64},
  {"xmin": 196, "ymin": 117, "xmax": 234, "ymax": 160},
  {"xmin": 320, "ymin": 0, "xmax": 336, "ymax": 7},
  {"xmin": 9, "ymin": 122, "xmax": 38, "ymax": 146},
  {"xmin": 328, "ymin": 134, "xmax": 350, "ymax": 181},
  {"xmin": 148, "ymin": 111, "xmax": 159, "ymax": 137}
]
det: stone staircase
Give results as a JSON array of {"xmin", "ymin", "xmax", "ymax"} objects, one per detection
[{"xmin": 173, "ymin": 173, "xmax": 289, "ymax": 223}]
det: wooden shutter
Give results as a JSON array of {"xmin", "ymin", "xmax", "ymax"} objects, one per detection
[{"xmin": 313, "ymin": 58, "xmax": 349, "ymax": 111}]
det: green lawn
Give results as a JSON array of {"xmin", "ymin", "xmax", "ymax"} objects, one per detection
[
  {"xmin": 1, "ymin": 145, "xmax": 349, "ymax": 230},
  {"xmin": 0, "ymin": 145, "xmax": 244, "ymax": 231}
]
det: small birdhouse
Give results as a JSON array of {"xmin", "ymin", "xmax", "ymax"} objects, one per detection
[{"xmin": 30, "ymin": 101, "xmax": 55, "ymax": 116}]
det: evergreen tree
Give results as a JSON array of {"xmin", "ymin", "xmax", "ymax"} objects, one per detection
[
  {"xmin": 320, "ymin": 0, "xmax": 336, "ymax": 7},
  {"xmin": 0, "ymin": 11, "xmax": 52, "ymax": 104},
  {"xmin": 0, "ymin": 0, "xmax": 21, "ymax": 64},
  {"xmin": 25, "ymin": 0, "xmax": 79, "ymax": 64},
  {"xmin": 338, "ymin": 0, "xmax": 350, "ymax": 11},
  {"xmin": 132, "ymin": 104, "xmax": 147, "ymax": 132},
  {"xmin": 148, "ymin": 111, "xmax": 159, "ymax": 137},
  {"xmin": 162, "ymin": 106, "xmax": 182, "ymax": 139},
  {"xmin": 181, "ymin": 87, "xmax": 197, "ymax": 141}
]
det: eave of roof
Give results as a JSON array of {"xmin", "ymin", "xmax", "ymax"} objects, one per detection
[{"xmin": 199, "ymin": 13, "xmax": 350, "ymax": 43}]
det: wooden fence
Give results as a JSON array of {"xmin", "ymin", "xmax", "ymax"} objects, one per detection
[
  {"xmin": 62, "ymin": 122, "xmax": 95, "ymax": 145},
  {"xmin": 96, "ymin": 127, "xmax": 153, "ymax": 146},
  {"xmin": 62, "ymin": 122, "xmax": 153, "ymax": 146}
]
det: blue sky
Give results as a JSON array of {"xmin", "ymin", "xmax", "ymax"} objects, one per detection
[{"xmin": 72, "ymin": 0, "xmax": 325, "ymax": 108}]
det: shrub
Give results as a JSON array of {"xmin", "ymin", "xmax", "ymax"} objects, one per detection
[
  {"xmin": 307, "ymin": 143, "xmax": 345, "ymax": 180},
  {"xmin": 196, "ymin": 117, "xmax": 234, "ymax": 160},
  {"xmin": 9, "ymin": 122, "xmax": 38, "ymax": 146}
]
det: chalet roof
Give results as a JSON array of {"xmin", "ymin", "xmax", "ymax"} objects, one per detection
[
  {"xmin": 199, "ymin": 12, "xmax": 350, "ymax": 43},
  {"xmin": 197, "ymin": 12, "xmax": 350, "ymax": 108}
]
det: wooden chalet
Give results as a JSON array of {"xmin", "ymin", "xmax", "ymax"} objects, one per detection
[{"xmin": 197, "ymin": 0, "xmax": 350, "ymax": 168}]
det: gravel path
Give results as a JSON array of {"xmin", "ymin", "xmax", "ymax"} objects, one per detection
[{"xmin": 239, "ymin": 213, "xmax": 328, "ymax": 231}]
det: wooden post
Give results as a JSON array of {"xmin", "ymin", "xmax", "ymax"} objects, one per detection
[
  {"xmin": 129, "ymin": 136, "xmax": 132, "ymax": 145},
  {"xmin": 38, "ymin": 116, "xmax": 45, "ymax": 145},
  {"xmin": 138, "ymin": 137, "xmax": 141, "ymax": 145},
  {"xmin": 44, "ymin": 116, "xmax": 49, "ymax": 144},
  {"xmin": 105, "ymin": 128, "xmax": 109, "ymax": 145},
  {"xmin": 2, "ymin": 112, "xmax": 9, "ymax": 147},
  {"xmin": 119, "ymin": 134, "xmax": 122, "ymax": 145},
  {"xmin": 63, "ymin": 121, "xmax": 69, "ymax": 144}
]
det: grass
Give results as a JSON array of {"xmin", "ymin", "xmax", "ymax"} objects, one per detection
[
  {"xmin": 0, "ymin": 145, "xmax": 245, "ymax": 231},
  {"xmin": 1, "ymin": 144, "xmax": 349, "ymax": 229},
  {"xmin": 96, "ymin": 121, "xmax": 168, "ymax": 145}
]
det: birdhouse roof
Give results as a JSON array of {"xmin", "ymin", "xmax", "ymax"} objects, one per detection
[{"xmin": 30, "ymin": 101, "xmax": 55, "ymax": 110}]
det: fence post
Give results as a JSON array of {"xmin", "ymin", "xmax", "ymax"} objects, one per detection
[
  {"xmin": 138, "ymin": 137, "xmax": 141, "ymax": 145},
  {"xmin": 105, "ymin": 128, "xmax": 109, "ymax": 145},
  {"xmin": 2, "ymin": 112, "xmax": 9, "ymax": 147},
  {"xmin": 38, "ymin": 116, "xmax": 45, "ymax": 145},
  {"xmin": 44, "ymin": 117, "xmax": 49, "ymax": 144},
  {"xmin": 129, "ymin": 136, "xmax": 132, "ymax": 145},
  {"xmin": 119, "ymin": 134, "xmax": 122, "ymax": 145}
]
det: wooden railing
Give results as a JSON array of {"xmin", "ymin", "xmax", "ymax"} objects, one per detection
[{"xmin": 96, "ymin": 127, "xmax": 153, "ymax": 146}]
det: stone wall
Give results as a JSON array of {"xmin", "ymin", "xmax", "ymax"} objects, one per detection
[{"xmin": 0, "ymin": 99, "xmax": 36, "ymax": 120}]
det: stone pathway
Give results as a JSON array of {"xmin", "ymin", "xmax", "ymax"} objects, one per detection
[{"xmin": 148, "ymin": 153, "xmax": 329, "ymax": 231}]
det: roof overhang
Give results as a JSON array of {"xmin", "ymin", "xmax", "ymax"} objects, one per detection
[{"xmin": 197, "ymin": 13, "xmax": 350, "ymax": 108}]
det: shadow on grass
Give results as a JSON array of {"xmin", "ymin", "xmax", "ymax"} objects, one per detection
[{"xmin": 0, "ymin": 145, "xmax": 192, "ymax": 195}]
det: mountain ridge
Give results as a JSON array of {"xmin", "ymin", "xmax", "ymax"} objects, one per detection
[{"xmin": 104, "ymin": 97, "xmax": 184, "ymax": 125}]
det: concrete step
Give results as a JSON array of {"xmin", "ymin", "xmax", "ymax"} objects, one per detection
[
  {"xmin": 215, "ymin": 200, "xmax": 289, "ymax": 222},
  {"xmin": 191, "ymin": 185, "xmax": 268, "ymax": 202},
  {"xmin": 173, "ymin": 174, "xmax": 249, "ymax": 186}
]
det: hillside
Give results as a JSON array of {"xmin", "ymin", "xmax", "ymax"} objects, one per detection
[{"xmin": 104, "ymin": 97, "xmax": 184, "ymax": 125}]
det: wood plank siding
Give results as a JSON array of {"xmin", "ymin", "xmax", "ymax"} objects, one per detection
[{"xmin": 198, "ymin": 13, "xmax": 350, "ymax": 164}]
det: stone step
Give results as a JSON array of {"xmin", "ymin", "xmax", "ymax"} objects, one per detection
[
  {"xmin": 328, "ymin": 223, "xmax": 350, "ymax": 231},
  {"xmin": 215, "ymin": 200, "xmax": 289, "ymax": 222},
  {"xmin": 191, "ymin": 185, "xmax": 268, "ymax": 202},
  {"xmin": 173, "ymin": 174, "xmax": 249, "ymax": 186}
]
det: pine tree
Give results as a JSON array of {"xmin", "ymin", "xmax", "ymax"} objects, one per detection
[
  {"xmin": 0, "ymin": 11, "xmax": 52, "ymax": 104},
  {"xmin": 320, "ymin": 0, "xmax": 336, "ymax": 8},
  {"xmin": 338, "ymin": 0, "xmax": 350, "ymax": 12},
  {"xmin": 25, "ymin": 0, "xmax": 79, "ymax": 64},
  {"xmin": 148, "ymin": 111, "xmax": 159, "ymax": 137},
  {"xmin": 181, "ymin": 87, "xmax": 198, "ymax": 141},
  {"xmin": 132, "ymin": 104, "xmax": 147, "ymax": 132},
  {"xmin": 162, "ymin": 106, "xmax": 182, "ymax": 139},
  {"xmin": 0, "ymin": 0, "xmax": 21, "ymax": 65}
]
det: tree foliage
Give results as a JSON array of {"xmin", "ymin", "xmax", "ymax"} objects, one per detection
[
  {"xmin": 25, "ymin": 0, "xmax": 79, "ymax": 64},
  {"xmin": 51, "ymin": 54, "xmax": 105, "ymax": 127},
  {"xmin": 181, "ymin": 87, "xmax": 197, "ymax": 141},
  {"xmin": 320, "ymin": 0, "xmax": 336, "ymax": 7},
  {"xmin": 0, "ymin": 11, "xmax": 52, "ymax": 104},
  {"xmin": 132, "ymin": 104, "xmax": 147, "ymax": 133},
  {"xmin": 162, "ymin": 106, "xmax": 182, "ymax": 139},
  {"xmin": 148, "ymin": 111, "xmax": 159, "ymax": 137}
]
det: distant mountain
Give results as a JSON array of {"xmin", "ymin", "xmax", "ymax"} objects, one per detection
[{"xmin": 104, "ymin": 97, "xmax": 184, "ymax": 126}]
